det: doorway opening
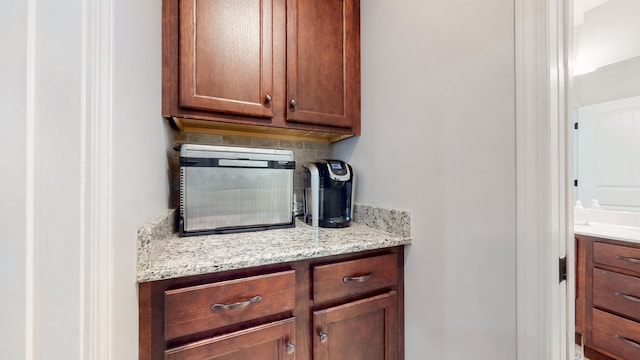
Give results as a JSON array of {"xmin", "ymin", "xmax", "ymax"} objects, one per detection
[{"xmin": 571, "ymin": 1, "xmax": 640, "ymax": 359}]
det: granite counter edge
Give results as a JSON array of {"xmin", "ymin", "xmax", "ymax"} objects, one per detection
[
  {"xmin": 137, "ymin": 204, "xmax": 412, "ymax": 282},
  {"xmin": 137, "ymin": 236, "xmax": 411, "ymax": 282}
]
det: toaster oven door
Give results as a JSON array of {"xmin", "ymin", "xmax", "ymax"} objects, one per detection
[{"xmin": 180, "ymin": 158, "xmax": 294, "ymax": 235}]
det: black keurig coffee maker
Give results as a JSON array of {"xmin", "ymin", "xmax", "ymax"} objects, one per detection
[{"xmin": 302, "ymin": 160, "xmax": 355, "ymax": 227}]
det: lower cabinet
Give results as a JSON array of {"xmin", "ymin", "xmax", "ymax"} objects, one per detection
[
  {"xmin": 165, "ymin": 319, "xmax": 297, "ymax": 360},
  {"xmin": 313, "ymin": 292, "xmax": 397, "ymax": 360},
  {"xmin": 139, "ymin": 246, "xmax": 405, "ymax": 360},
  {"xmin": 576, "ymin": 235, "xmax": 640, "ymax": 360}
]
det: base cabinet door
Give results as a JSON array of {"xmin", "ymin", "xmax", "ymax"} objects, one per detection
[
  {"xmin": 165, "ymin": 318, "xmax": 296, "ymax": 360},
  {"xmin": 312, "ymin": 292, "xmax": 397, "ymax": 360}
]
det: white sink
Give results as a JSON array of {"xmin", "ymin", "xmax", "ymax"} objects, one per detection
[{"xmin": 585, "ymin": 208, "xmax": 640, "ymax": 228}]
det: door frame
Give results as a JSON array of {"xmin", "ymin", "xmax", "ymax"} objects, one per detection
[{"xmin": 515, "ymin": 0, "xmax": 573, "ymax": 359}]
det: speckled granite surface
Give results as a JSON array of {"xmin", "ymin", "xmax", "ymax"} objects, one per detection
[
  {"xmin": 353, "ymin": 204, "xmax": 411, "ymax": 238},
  {"xmin": 136, "ymin": 209, "xmax": 176, "ymax": 271},
  {"xmin": 137, "ymin": 206, "xmax": 411, "ymax": 282}
]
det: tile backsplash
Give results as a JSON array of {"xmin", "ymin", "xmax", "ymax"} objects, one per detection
[{"xmin": 170, "ymin": 130, "xmax": 334, "ymax": 208}]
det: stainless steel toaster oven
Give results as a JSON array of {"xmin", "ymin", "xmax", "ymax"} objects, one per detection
[{"xmin": 179, "ymin": 144, "xmax": 295, "ymax": 236}]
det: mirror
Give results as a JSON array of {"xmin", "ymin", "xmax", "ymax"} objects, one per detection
[{"xmin": 573, "ymin": 0, "xmax": 640, "ymax": 213}]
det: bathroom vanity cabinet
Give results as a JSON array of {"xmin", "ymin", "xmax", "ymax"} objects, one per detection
[
  {"xmin": 139, "ymin": 247, "xmax": 404, "ymax": 360},
  {"xmin": 576, "ymin": 235, "xmax": 640, "ymax": 360}
]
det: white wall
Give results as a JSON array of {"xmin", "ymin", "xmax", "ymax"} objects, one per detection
[
  {"xmin": 2, "ymin": 0, "xmax": 87, "ymax": 357},
  {"xmin": 1, "ymin": 0, "xmax": 28, "ymax": 358},
  {"xmin": 111, "ymin": 0, "xmax": 172, "ymax": 358},
  {"xmin": 574, "ymin": 56, "xmax": 640, "ymax": 106},
  {"xmin": 574, "ymin": 0, "xmax": 640, "ymax": 75},
  {"xmin": 573, "ymin": 0, "xmax": 640, "ymax": 105},
  {"xmin": 335, "ymin": 1, "xmax": 517, "ymax": 358},
  {"xmin": 1, "ymin": 0, "xmax": 170, "ymax": 358}
]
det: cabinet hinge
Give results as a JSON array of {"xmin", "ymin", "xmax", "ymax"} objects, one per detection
[
  {"xmin": 574, "ymin": 179, "xmax": 578, "ymax": 187},
  {"xmin": 559, "ymin": 256, "xmax": 567, "ymax": 283},
  {"xmin": 574, "ymin": 122, "xmax": 579, "ymax": 130}
]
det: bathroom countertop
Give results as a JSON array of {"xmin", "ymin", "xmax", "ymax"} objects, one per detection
[
  {"xmin": 137, "ymin": 205, "xmax": 412, "ymax": 282},
  {"xmin": 574, "ymin": 223, "xmax": 640, "ymax": 244}
]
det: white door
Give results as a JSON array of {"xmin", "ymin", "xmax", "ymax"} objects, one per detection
[{"xmin": 576, "ymin": 96, "xmax": 640, "ymax": 212}]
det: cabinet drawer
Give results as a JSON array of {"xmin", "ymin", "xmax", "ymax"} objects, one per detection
[
  {"xmin": 592, "ymin": 309, "xmax": 640, "ymax": 360},
  {"xmin": 313, "ymin": 253, "xmax": 397, "ymax": 304},
  {"xmin": 165, "ymin": 317, "xmax": 296, "ymax": 360},
  {"xmin": 593, "ymin": 268, "xmax": 640, "ymax": 322},
  {"xmin": 164, "ymin": 270, "xmax": 295, "ymax": 340},
  {"xmin": 594, "ymin": 242, "xmax": 640, "ymax": 273}
]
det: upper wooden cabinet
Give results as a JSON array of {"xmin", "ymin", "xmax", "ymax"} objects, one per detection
[
  {"xmin": 162, "ymin": 0, "xmax": 361, "ymax": 142},
  {"xmin": 177, "ymin": 0, "xmax": 275, "ymax": 118},
  {"xmin": 285, "ymin": 0, "xmax": 360, "ymax": 131}
]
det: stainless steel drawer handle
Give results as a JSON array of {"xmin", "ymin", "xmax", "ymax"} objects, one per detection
[
  {"xmin": 615, "ymin": 255, "xmax": 640, "ymax": 264},
  {"xmin": 343, "ymin": 272, "xmax": 374, "ymax": 283},
  {"xmin": 211, "ymin": 295, "xmax": 262, "ymax": 311},
  {"xmin": 614, "ymin": 291, "xmax": 640, "ymax": 303},
  {"xmin": 615, "ymin": 334, "xmax": 640, "ymax": 349}
]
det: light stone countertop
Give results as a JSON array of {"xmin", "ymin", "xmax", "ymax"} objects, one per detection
[
  {"xmin": 137, "ymin": 205, "xmax": 411, "ymax": 282},
  {"xmin": 574, "ymin": 223, "xmax": 640, "ymax": 244},
  {"xmin": 573, "ymin": 209, "xmax": 640, "ymax": 244}
]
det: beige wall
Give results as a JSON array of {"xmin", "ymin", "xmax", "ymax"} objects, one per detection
[{"xmin": 336, "ymin": 0, "xmax": 517, "ymax": 358}]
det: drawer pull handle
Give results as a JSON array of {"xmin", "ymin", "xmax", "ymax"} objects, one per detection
[
  {"xmin": 614, "ymin": 291, "xmax": 640, "ymax": 303},
  {"xmin": 319, "ymin": 332, "xmax": 329, "ymax": 344},
  {"xmin": 615, "ymin": 255, "xmax": 640, "ymax": 264},
  {"xmin": 343, "ymin": 272, "xmax": 375, "ymax": 283},
  {"xmin": 211, "ymin": 295, "xmax": 262, "ymax": 311},
  {"xmin": 615, "ymin": 335, "xmax": 640, "ymax": 349}
]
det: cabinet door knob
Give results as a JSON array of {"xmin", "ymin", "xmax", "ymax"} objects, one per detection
[
  {"xmin": 265, "ymin": 94, "xmax": 272, "ymax": 103},
  {"xmin": 285, "ymin": 342, "xmax": 295, "ymax": 355},
  {"xmin": 290, "ymin": 98, "xmax": 297, "ymax": 107},
  {"xmin": 319, "ymin": 331, "xmax": 328, "ymax": 344}
]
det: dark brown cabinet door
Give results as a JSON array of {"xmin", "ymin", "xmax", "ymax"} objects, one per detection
[
  {"xmin": 313, "ymin": 292, "xmax": 397, "ymax": 360},
  {"xmin": 286, "ymin": 0, "xmax": 360, "ymax": 132},
  {"xmin": 165, "ymin": 318, "xmax": 296, "ymax": 360},
  {"xmin": 178, "ymin": 0, "xmax": 274, "ymax": 118}
]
